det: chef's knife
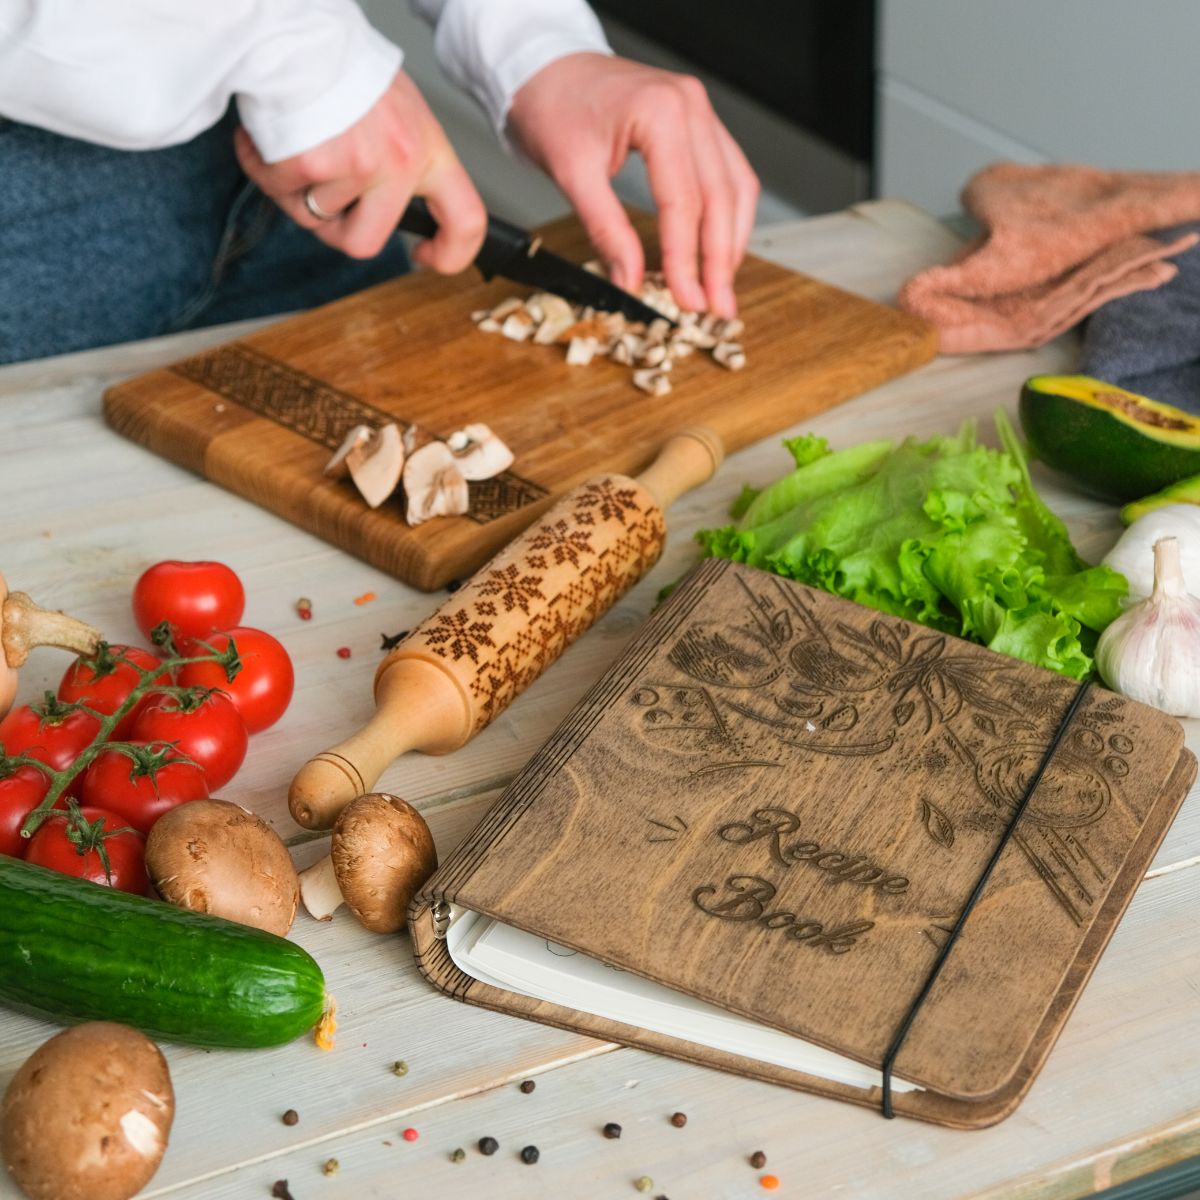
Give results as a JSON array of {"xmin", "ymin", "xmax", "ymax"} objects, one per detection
[{"xmin": 398, "ymin": 196, "xmax": 673, "ymax": 328}]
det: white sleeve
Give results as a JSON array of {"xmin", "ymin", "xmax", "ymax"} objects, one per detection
[
  {"xmin": 412, "ymin": 0, "xmax": 611, "ymax": 134},
  {"xmin": 0, "ymin": 0, "xmax": 402, "ymax": 162}
]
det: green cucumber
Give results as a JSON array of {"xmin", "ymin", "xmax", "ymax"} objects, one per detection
[
  {"xmin": 1019, "ymin": 374, "xmax": 1200, "ymax": 502},
  {"xmin": 0, "ymin": 855, "xmax": 326, "ymax": 1048}
]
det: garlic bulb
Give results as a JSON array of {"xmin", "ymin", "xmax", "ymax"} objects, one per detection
[
  {"xmin": 1095, "ymin": 536, "xmax": 1200, "ymax": 717},
  {"xmin": 1102, "ymin": 504, "xmax": 1200, "ymax": 601}
]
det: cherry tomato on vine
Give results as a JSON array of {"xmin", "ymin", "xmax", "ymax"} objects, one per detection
[
  {"xmin": 79, "ymin": 743, "xmax": 209, "ymax": 835},
  {"xmin": 128, "ymin": 689, "xmax": 248, "ymax": 790},
  {"xmin": 0, "ymin": 696, "xmax": 101, "ymax": 784},
  {"xmin": 132, "ymin": 560, "xmax": 245, "ymax": 642},
  {"xmin": 57, "ymin": 643, "xmax": 167, "ymax": 737},
  {"xmin": 0, "ymin": 763, "xmax": 55, "ymax": 858},
  {"xmin": 24, "ymin": 805, "xmax": 148, "ymax": 893},
  {"xmin": 178, "ymin": 627, "xmax": 294, "ymax": 733}
]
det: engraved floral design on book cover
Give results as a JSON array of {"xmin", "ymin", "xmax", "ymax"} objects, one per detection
[{"xmin": 641, "ymin": 569, "xmax": 1138, "ymax": 928}]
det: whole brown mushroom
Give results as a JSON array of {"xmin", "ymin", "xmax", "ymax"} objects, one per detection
[
  {"xmin": 145, "ymin": 798, "xmax": 300, "ymax": 936},
  {"xmin": 1, "ymin": 1022, "xmax": 175, "ymax": 1200},
  {"xmin": 298, "ymin": 792, "xmax": 437, "ymax": 933}
]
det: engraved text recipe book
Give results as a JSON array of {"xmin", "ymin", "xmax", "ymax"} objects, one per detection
[{"xmin": 409, "ymin": 559, "xmax": 1196, "ymax": 1127}]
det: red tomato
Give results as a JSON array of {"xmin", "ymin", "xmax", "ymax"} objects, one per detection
[
  {"xmin": 79, "ymin": 742, "xmax": 209, "ymax": 835},
  {"xmin": 131, "ymin": 560, "xmax": 245, "ymax": 642},
  {"xmin": 128, "ymin": 690, "xmax": 248, "ymax": 790},
  {"xmin": 25, "ymin": 805, "xmax": 148, "ymax": 893},
  {"xmin": 0, "ymin": 763, "xmax": 55, "ymax": 858},
  {"xmin": 57, "ymin": 643, "xmax": 167, "ymax": 737},
  {"xmin": 178, "ymin": 627, "xmax": 294, "ymax": 733},
  {"xmin": 0, "ymin": 698, "xmax": 101, "ymax": 784}
]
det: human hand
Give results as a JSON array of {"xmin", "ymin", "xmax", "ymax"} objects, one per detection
[
  {"xmin": 233, "ymin": 70, "xmax": 486, "ymax": 271},
  {"xmin": 507, "ymin": 53, "xmax": 759, "ymax": 318}
]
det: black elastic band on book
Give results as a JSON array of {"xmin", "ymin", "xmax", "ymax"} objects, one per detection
[{"xmin": 879, "ymin": 678, "xmax": 1093, "ymax": 1119}]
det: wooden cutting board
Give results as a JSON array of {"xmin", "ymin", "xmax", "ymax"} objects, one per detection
[{"xmin": 103, "ymin": 210, "xmax": 935, "ymax": 591}]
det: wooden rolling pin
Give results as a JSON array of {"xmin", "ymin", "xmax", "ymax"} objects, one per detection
[{"xmin": 289, "ymin": 427, "xmax": 724, "ymax": 829}]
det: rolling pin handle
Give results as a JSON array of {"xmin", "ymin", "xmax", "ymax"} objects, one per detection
[
  {"xmin": 287, "ymin": 658, "xmax": 471, "ymax": 830},
  {"xmin": 636, "ymin": 426, "xmax": 724, "ymax": 511}
]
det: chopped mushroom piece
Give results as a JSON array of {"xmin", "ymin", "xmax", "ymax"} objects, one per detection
[
  {"xmin": 472, "ymin": 269, "xmax": 749, "ymax": 391},
  {"xmin": 348, "ymin": 423, "xmax": 406, "ymax": 508},
  {"xmin": 565, "ymin": 336, "xmax": 598, "ymax": 366},
  {"xmin": 447, "ymin": 424, "xmax": 514, "ymax": 481},
  {"xmin": 323, "ymin": 425, "xmax": 372, "ymax": 479},
  {"xmin": 713, "ymin": 341, "xmax": 747, "ymax": 370},
  {"xmin": 500, "ymin": 312, "xmax": 534, "ymax": 341},
  {"xmin": 633, "ymin": 369, "xmax": 672, "ymax": 397},
  {"xmin": 403, "ymin": 442, "xmax": 470, "ymax": 525}
]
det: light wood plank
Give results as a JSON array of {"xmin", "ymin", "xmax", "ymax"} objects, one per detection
[
  {"xmin": 154, "ymin": 867, "xmax": 1200, "ymax": 1200},
  {"xmin": 3, "ymin": 200, "xmax": 1199, "ymax": 1199}
]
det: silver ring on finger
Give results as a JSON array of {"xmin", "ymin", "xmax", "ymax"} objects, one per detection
[{"xmin": 303, "ymin": 185, "xmax": 341, "ymax": 222}]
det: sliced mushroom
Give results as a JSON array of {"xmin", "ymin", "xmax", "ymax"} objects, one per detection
[
  {"xmin": 323, "ymin": 425, "xmax": 372, "ymax": 479},
  {"xmin": 446, "ymin": 424, "xmax": 514, "ymax": 481},
  {"xmin": 403, "ymin": 442, "xmax": 470, "ymax": 526},
  {"xmin": 298, "ymin": 793, "xmax": 437, "ymax": 934},
  {"xmin": 349, "ymin": 423, "xmax": 406, "ymax": 508}
]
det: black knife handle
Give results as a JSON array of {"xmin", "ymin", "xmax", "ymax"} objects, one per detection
[{"xmin": 398, "ymin": 196, "xmax": 531, "ymax": 282}]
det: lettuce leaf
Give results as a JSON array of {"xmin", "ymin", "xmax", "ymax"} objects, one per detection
[{"xmin": 696, "ymin": 414, "xmax": 1127, "ymax": 679}]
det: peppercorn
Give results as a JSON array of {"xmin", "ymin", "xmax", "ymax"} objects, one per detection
[
  {"xmin": 402, "ymin": 1128, "xmax": 419, "ymax": 1142},
  {"xmin": 449, "ymin": 1148, "xmax": 466, "ymax": 1163},
  {"xmin": 669, "ymin": 1111, "xmax": 687, "ymax": 1128},
  {"xmin": 520, "ymin": 1145, "xmax": 540, "ymax": 1164},
  {"xmin": 391, "ymin": 1060, "xmax": 409, "ymax": 1077},
  {"xmin": 603, "ymin": 1122, "xmax": 623, "ymax": 1139},
  {"xmin": 336, "ymin": 646, "xmax": 351, "ymax": 659},
  {"xmin": 281, "ymin": 1109, "xmax": 299, "ymax": 1126},
  {"xmin": 296, "ymin": 598, "xmax": 313, "ymax": 621},
  {"xmin": 750, "ymin": 1151, "xmax": 767, "ymax": 1169},
  {"xmin": 519, "ymin": 1079, "xmax": 536, "ymax": 1094},
  {"xmin": 478, "ymin": 1136, "xmax": 499, "ymax": 1156},
  {"xmin": 634, "ymin": 1177, "xmax": 654, "ymax": 1193},
  {"xmin": 322, "ymin": 1158, "xmax": 339, "ymax": 1176}
]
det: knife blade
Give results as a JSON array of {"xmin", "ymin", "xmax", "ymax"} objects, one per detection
[{"xmin": 398, "ymin": 197, "xmax": 673, "ymax": 328}]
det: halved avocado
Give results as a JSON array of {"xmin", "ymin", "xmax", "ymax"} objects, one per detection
[
  {"xmin": 1120, "ymin": 473, "xmax": 1200, "ymax": 524},
  {"xmin": 1019, "ymin": 374, "xmax": 1200, "ymax": 502}
]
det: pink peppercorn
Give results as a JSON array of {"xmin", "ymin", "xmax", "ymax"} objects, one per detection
[
  {"xmin": 337, "ymin": 647, "xmax": 351, "ymax": 659},
  {"xmin": 402, "ymin": 1128, "xmax": 419, "ymax": 1143}
]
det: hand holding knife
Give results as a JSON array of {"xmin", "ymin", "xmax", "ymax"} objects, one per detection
[{"xmin": 396, "ymin": 197, "xmax": 672, "ymax": 328}]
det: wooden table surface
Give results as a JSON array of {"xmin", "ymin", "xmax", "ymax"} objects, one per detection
[{"xmin": 2, "ymin": 201, "xmax": 1198, "ymax": 1200}]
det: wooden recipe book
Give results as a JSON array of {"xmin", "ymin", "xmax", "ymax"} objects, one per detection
[{"xmin": 410, "ymin": 559, "xmax": 1195, "ymax": 1127}]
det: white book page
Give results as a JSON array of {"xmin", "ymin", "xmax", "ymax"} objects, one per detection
[{"xmin": 446, "ymin": 908, "xmax": 919, "ymax": 1094}]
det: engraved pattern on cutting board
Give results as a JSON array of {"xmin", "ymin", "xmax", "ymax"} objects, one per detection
[{"xmin": 172, "ymin": 343, "xmax": 549, "ymax": 522}]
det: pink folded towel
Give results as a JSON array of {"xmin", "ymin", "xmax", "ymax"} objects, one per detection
[{"xmin": 899, "ymin": 163, "xmax": 1200, "ymax": 353}]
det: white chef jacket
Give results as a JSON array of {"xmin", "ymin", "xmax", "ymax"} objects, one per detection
[{"xmin": 0, "ymin": 0, "xmax": 610, "ymax": 162}]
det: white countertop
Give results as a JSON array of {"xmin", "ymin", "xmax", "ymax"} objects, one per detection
[{"xmin": 2, "ymin": 200, "xmax": 1197, "ymax": 1200}]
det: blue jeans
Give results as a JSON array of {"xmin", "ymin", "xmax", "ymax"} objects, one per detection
[{"xmin": 0, "ymin": 107, "xmax": 410, "ymax": 365}]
